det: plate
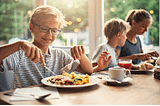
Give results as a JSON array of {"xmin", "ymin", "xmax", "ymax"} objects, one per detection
[
  {"xmin": 131, "ymin": 62, "xmax": 155, "ymax": 72},
  {"xmin": 102, "ymin": 76, "xmax": 132, "ymax": 83},
  {"xmin": 131, "ymin": 69, "xmax": 151, "ymax": 72},
  {"xmin": 91, "ymin": 72, "xmax": 108, "ymax": 79},
  {"xmin": 41, "ymin": 76, "xmax": 100, "ymax": 88}
]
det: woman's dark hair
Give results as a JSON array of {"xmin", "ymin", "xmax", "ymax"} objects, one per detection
[{"xmin": 125, "ymin": 9, "xmax": 153, "ymax": 26}]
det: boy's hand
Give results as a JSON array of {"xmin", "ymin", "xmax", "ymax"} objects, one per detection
[
  {"xmin": 70, "ymin": 45, "xmax": 85, "ymax": 60},
  {"xmin": 20, "ymin": 41, "xmax": 46, "ymax": 66},
  {"xmin": 97, "ymin": 51, "xmax": 111, "ymax": 70}
]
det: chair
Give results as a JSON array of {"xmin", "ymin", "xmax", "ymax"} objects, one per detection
[
  {"xmin": 52, "ymin": 46, "xmax": 71, "ymax": 55},
  {"xmin": 0, "ymin": 71, "xmax": 13, "ymax": 92}
]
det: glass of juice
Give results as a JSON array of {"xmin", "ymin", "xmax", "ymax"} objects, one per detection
[{"xmin": 118, "ymin": 59, "xmax": 132, "ymax": 70}]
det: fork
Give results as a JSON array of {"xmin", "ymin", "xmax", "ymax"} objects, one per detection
[
  {"xmin": 59, "ymin": 60, "xmax": 74, "ymax": 74},
  {"xmin": 44, "ymin": 66, "xmax": 56, "ymax": 76}
]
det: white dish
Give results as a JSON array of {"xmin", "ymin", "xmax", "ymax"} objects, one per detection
[
  {"xmin": 41, "ymin": 76, "xmax": 100, "ymax": 88},
  {"xmin": 131, "ymin": 69, "xmax": 151, "ymax": 72},
  {"xmin": 102, "ymin": 76, "xmax": 132, "ymax": 83}
]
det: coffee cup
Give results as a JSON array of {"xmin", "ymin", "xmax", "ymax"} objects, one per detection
[{"xmin": 108, "ymin": 67, "xmax": 131, "ymax": 81}]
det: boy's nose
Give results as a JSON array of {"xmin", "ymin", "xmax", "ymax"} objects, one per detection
[
  {"xmin": 144, "ymin": 27, "xmax": 147, "ymax": 32},
  {"xmin": 47, "ymin": 29, "xmax": 52, "ymax": 35}
]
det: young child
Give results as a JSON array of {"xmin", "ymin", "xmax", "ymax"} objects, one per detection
[
  {"xmin": 115, "ymin": 9, "xmax": 159, "ymax": 64},
  {"xmin": 0, "ymin": 5, "xmax": 109, "ymax": 89},
  {"xmin": 92, "ymin": 18, "xmax": 131, "ymax": 71}
]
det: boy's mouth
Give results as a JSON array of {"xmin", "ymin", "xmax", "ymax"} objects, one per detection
[{"xmin": 42, "ymin": 38, "xmax": 52, "ymax": 41}]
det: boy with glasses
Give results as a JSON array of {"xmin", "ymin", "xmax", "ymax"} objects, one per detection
[{"xmin": 0, "ymin": 5, "xmax": 110, "ymax": 89}]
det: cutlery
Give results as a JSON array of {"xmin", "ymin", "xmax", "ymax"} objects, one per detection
[
  {"xmin": 60, "ymin": 60, "xmax": 74, "ymax": 74},
  {"xmin": 20, "ymin": 46, "xmax": 56, "ymax": 76},
  {"xmin": 44, "ymin": 66, "xmax": 56, "ymax": 76},
  {"xmin": 4, "ymin": 92, "xmax": 51, "ymax": 100}
]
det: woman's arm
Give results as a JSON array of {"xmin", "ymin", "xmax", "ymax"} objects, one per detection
[{"xmin": 116, "ymin": 47, "xmax": 153, "ymax": 61}]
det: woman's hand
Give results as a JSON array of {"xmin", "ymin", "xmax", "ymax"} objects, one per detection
[
  {"xmin": 20, "ymin": 41, "xmax": 46, "ymax": 66},
  {"xmin": 97, "ymin": 51, "xmax": 111, "ymax": 70},
  {"xmin": 147, "ymin": 51, "xmax": 159, "ymax": 57},
  {"xmin": 70, "ymin": 45, "xmax": 85, "ymax": 60},
  {"xmin": 136, "ymin": 53, "xmax": 152, "ymax": 61}
]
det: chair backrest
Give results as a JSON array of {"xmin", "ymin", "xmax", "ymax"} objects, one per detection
[
  {"xmin": 52, "ymin": 46, "xmax": 71, "ymax": 55},
  {"xmin": 0, "ymin": 71, "xmax": 13, "ymax": 92}
]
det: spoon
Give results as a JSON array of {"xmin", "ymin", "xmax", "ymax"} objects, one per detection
[
  {"xmin": 31, "ymin": 93, "xmax": 51, "ymax": 100},
  {"xmin": 4, "ymin": 92, "xmax": 51, "ymax": 100}
]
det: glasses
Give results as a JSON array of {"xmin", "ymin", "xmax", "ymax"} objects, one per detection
[{"xmin": 34, "ymin": 24, "xmax": 61, "ymax": 35}]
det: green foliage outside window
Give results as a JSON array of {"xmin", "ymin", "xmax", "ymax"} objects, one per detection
[
  {"xmin": 104, "ymin": 0, "xmax": 159, "ymax": 46},
  {"xmin": 0, "ymin": 0, "xmax": 159, "ymax": 46}
]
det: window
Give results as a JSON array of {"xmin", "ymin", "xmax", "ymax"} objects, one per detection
[
  {"xmin": 104, "ymin": 0, "xmax": 159, "ymax": 53},
  {"xmin": 47, "ymin": 0, "xmax": 90, "ymax": 55},
  {"xmin": 0, "ymin": 0, "xmax": 159, "ymax": 60}
]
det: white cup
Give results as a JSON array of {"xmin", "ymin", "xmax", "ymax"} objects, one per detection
[{"xmin": 109, "ymin": 67, "xmax": 131, "ymax": 81}]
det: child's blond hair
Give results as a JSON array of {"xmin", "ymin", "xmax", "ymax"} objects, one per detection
[
  {"xmin": 103, "ymin": 18, "xmax": 130, "ymax": 39},
  {"xmin": 30, "ymin": 5, "xmax": 66, "ymax": 28}
]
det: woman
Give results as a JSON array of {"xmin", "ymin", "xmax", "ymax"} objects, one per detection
[{"xmin": 116, "ymin": 9, "xmax": 159, "ymax": 64}]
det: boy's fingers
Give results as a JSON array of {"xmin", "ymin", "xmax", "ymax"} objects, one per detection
[
  {"xmin": 78, "ymin": 46, "xmax": 82, "ymax": 56},
  {"xmin": 81, "ymin": 45, "xmax": 85, "ymax": 54},
  {"xmin": 102, "ymin": 51, "xmax": 110, "ymax": 54},
  {"xmin": 31, "ymin": 49, "xmax": 40, "ymax": 63},
  {"xmin": 40, "ymin": 52, "xmax": 46, "ymax": 66},
  {"xmin": 106, "ymin": 55, "xmax": 112, "ymax": 62},
  {"xmin": 71, "ymin": 47, "xmax": 76, "ymax": 60}
]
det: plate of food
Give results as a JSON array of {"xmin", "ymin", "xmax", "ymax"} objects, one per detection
[
  {"xmin": 146, "ymin": 57, "xmax": 157, "ymax": 65},
  {"xmin": 131, "ymin": 62, "xmax": 154, "ymax": 72},
  {"xmin": 41, "ymin": 72, "xmax": 100, "ymax": 88}
]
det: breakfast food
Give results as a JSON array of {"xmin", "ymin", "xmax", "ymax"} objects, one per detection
[
  {"xmin": 140, "ymin": 62, "xmax": 154, "ymax": 70},
  {"xmin": 131, "ymin": 65, "xmax": 140, "ymax": 70},
  {"xmin": 147, "ymin": 58, "xmax": 155, "ymax": 63},
  {"xmin": 131, "ymin": 62, "xmax": 154, "ymax": 70},
  {"xmin": 48, "ymin": 72, "xmax": 90, "ymax": 85}
]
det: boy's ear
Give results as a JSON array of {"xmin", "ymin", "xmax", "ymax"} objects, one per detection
[
  {"xmin": 132, "ymin": 20, "xmax": 136, "ymax": 26},
  {"xmin": 29, "ymin": 22, "xmax": 34, "ymax": 33},
  {"xmin": 116, "ymin": 32, "xmax": 121, "ymax": 38}
]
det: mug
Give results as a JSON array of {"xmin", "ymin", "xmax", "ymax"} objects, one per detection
[{"xmin": 108, "ymin": 67, "xmax": 131, "ymax": 81}]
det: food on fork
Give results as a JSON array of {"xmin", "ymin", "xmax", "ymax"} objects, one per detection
[
  {"xmin": 147, "ymin": 58, "xmax": 155, "ymax": 63},
  {"xmin": 48, "ymin": 71, "xmax": 90, "ymax": 85}
]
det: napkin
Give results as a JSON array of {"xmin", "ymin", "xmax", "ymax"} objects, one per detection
[{"xmin": 9, "ymin": 86, "xmax": 60, "ymax": 101}]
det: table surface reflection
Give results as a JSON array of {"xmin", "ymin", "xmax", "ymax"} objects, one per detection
[{"xmin": 0, "ymin": 70, "xmax": 160, "ymax": 105}]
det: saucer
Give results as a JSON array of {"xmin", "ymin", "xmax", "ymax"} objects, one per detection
[{"xmin": 102, "ymin": 76, "xmax": 133, "ymax": 84}]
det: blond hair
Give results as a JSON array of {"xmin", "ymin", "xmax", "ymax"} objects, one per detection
[
  {"xmin": 30, "ymin": 5, "xmax": 66, "ymax": 28},
  {"xmin": 104, "ymin": 18, "xmax": 130, "ymax": 39},
  {"xmin": 125, "ymin": 9, "xmax": 153, "ymax": 26}
]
